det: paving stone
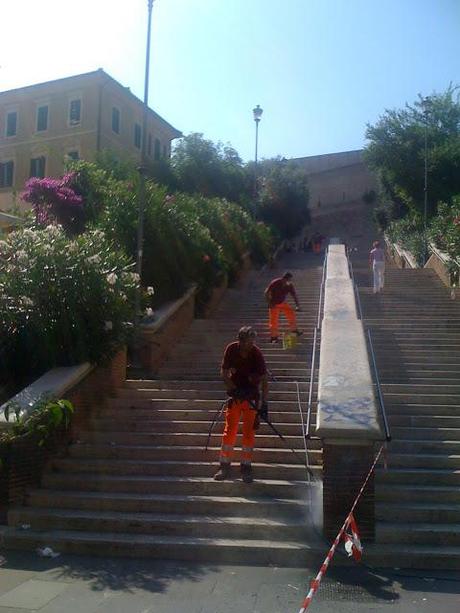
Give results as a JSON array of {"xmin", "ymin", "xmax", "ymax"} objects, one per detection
[{"xmin": 0, "ymin": 579, "xmax": 69, "ymax": 609}]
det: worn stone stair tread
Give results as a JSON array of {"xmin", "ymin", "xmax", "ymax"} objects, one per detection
[
  {"xmin": 377, "ymin": 483, "xmax": 460, "ymax": 493},
  {"xmin": 54, "ymin": 459, "xmax": 310, "ymax": 470},
  {"xmin": 378, "ymin": 521, "xmax": 460, "ymax": 533},
  {"xmin": 386, "ymin": 438, "xmax": 460, "ymax": 445},
  {"xmin": 28, "ymin": 489, "xmax": 306, "ymax": 505},
  {"xmin": 378, "ymin": 501, "xmax": 460, "ymax": 512},
  {"xmin": 1, "ymin": 527, "xmax": 319, "ymax": 550},
  {"xmin": 378, "ymin": 468, "xmax": 460, "ymax": 475},
  {"xmin": 70, "ymin": 443, "xmax": 322, "ymax": 452},
  {"xmin": 10, "ymin": 507, "xmax": 308, "ymax": 528},
  {"xmin": 44, "ymin": 474, "xmax": 308, "ymax": 486},
  {"xmin": 366, "ymin": 542, "xmax": 460, "ymax": 555}
]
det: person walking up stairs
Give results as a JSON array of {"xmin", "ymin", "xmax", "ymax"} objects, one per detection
[{"xmin": 265, "ymin": 272, "xmax": 303, "ymax": 343}]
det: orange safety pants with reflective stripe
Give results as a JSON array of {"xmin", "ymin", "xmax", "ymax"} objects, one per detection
[
  {"xmin": 269, "ymin": 302, "xmax": 296, "ymax": 337},
  {"xmin": 220, "ymin": 400, "xmax": 257, "ymax": 465}
]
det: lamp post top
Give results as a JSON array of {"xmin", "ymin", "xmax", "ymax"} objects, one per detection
[{"xmin": 253, "ymin": 104, "xmax": 263, "ymax": 123}]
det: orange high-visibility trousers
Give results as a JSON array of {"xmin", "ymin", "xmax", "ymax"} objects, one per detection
[
  {"xmin": 220, "ymin": 400, "xmax": 257, "ymax": 465},
  {"xmin": 269, "ymin": 302, "xmax": 296, "ymax": 337}
]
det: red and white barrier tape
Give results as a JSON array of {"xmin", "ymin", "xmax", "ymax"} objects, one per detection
[{"xmin": 298, "ymin": 444, "xmax": 384, "ymax": 612}]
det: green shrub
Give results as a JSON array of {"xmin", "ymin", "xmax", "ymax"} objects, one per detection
[
  {"xmin": 429, "ymin": 197, "xmax": 460, "ymax": 265},
  {"xmin": 0, "ymin": 397, "xmax": 74, "ymax": 473},
  {"xmin": 0, "ymin": 226, "xmax": 137, "ymax": 382},
  {"xmin": 386, "ymin": 216, "xmax": 427, "ymax": 265}
]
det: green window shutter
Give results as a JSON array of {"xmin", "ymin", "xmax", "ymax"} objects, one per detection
[
  {"xmin": 6, "ymin": 112, "xmax": 17, "ymax": 137},
  {"xmin": 37, "ymin": 106, "xmax": 48, "ymax": 131}
]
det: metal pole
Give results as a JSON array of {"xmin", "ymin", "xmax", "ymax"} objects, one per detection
[
  {"xmin": 254, "ymin": 119, "xmax": 259, "ymax": 217},
  {"xmin": 135, "ymin": 0, "xmax": 154, "ymax": 333},
  {"xmin": 422, "ymin": 98, "xmax": 430, "ymax": 264}
]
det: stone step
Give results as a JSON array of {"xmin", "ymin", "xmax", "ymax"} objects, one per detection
[
  {"xmin": 381, "ymin": 383, "xmax": 460, "ymax": 394},
  {"xmin": 376, "ymin": 484, "xmax": 460, "ymax": 503},
  {"xmin": 389, "ymin": 427, "xmax": 460, "ymax": 440},
  {"xmin": 384, "ymin": 393, "xmax": 460, "ymax": 406},
  {"xmin": 87, "ymin": 419, "xmax": 305, "ymax": 436},
  {"xmin": 388, "ymin": 439, "xmax": 460, "ymax": 454},
  {"xmin": 385, "ymin": 404, "xmax": 460, "ymax": 416},
  {"xmin": 68, "ymin": 443, "xmax": 322, "ymax": 463},
  {"xmin": 387, "ymin": 415, "xmax": 460, "ymax": 428},
  {"xmin": 126, "ymin": 380, "xmax": 311, "ymax": 390},
  {"xmin": 95, "ymin": 408, "xmax": 310, "ymax": 423},
  {"xmin": 378, "ymin": 468, "xmax": 460, "ymax": 486},
  {"xmin": 51, "ymin": 458, "xmax": 315, "ymax": 480},
  {"xmin": 41, "ymin": 473, "xmax": 308, "ymax": 499},
  {"xmin": 386, "ymin": 453, "xmax": 460, "ymax": 469},
  {"xmin": 380, "ymin": 377, "xmax": 460, "ymax": 385},
  {"xmin": 377, "ymin": 523, "xmax": 460, "ymax": 546},
  {"xmin": 116, "ymin": 389, "xmax": 309, "ymax": 401},
  {"xmin": 26, "ymin": 489, "xmax": 308, "ymax": 518},
  {"xmin": 377, "ymin": 502, "xmax": 460, "ymax": 523},
  {"xmin": 166, "ymin": 352, "xmax": 313, "ymax": 363},
  {"xmin": 374, "ymin": 349, "xmax": 460, "ymax": 358},
  {"xmin": 8, "ymin": 508, "xmax": 311, "ymax": 541},
  {"xmin": 74, "ymin": 431, "xmax": 306, "ymax": 448},
  {"xmin": 364, "ymin": 322, "xmax": 460, "ymax": 330},
  {"xmin": 158, "ymin": 368, "xmax": 312, "ymax": 379},
  {"xmin": 0, "ymin": 528, "xmax": 322, "ymax": 567},
  {"xmin": 378, "ymin": 364, "xmax": 460, "ymax": 374}
]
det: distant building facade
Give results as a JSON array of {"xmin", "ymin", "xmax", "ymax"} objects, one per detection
[
  {"xmin": 0, "ymin": 69, "xmax": 182, "ymax": 212},
  {"xmin": 292, "ymin": 150, "xmax": 377, "ymax": 215}
]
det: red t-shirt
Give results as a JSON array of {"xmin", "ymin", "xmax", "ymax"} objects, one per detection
[
  {"xmin": 221, "ymin": 342, "xmax": 266, "ymax": 399},
  {"xmin": 266, "ymin": 277, "xmax": 298, "ymax": 306}
]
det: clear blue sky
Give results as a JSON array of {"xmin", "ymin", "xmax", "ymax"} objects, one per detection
[{"xmin": 1, "ymin": 0, "xmax": 459, "ymax": 161}]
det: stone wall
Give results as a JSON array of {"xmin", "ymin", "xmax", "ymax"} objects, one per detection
[
  {"xmin": 138, "ymin": 286, "xmax": 197, "ymax": 375},
  {"xmin": 0, "ymin": 348, "xmax": 126, "ymax": 522},
  {"xmin": 292, "ymin": 150, "xmax": 377, "ymax": 214}
]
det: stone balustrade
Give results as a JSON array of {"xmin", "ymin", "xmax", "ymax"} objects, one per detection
[{"xmin": 316, "ymin": 242, "xmax": 383, "ymax": 540}]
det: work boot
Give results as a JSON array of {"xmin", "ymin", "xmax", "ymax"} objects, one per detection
[
  {"xmin": 213, "ymin": 462, "xmax": 231, "ymax": 481},
  {"xmin": 240, "ymin": 463, "xmax": 253, "ymax": 484},
  {"xmin": 270, "ymin": 336, "xmax": 279, "ymax": 344}
]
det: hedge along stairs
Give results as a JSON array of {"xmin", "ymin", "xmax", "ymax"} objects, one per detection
[{"xmin": 4, "ymin": 250, "xmax": 326, "ymax": 566}]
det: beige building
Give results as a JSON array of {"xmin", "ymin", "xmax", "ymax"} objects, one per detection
[
  {"xmin": 292, "ymin": 150, "xmax": 377, "ymax": 215},
  {"xmin": 0, "ymin": 69, "xmax": 182, "ymax": 212}
]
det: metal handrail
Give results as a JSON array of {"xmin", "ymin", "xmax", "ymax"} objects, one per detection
[
  {"xmin": 347, "ymin": 251, "xmax": 390, "ymax": 441},
  {"xmin": 367, "ymin": 329, "xmax": 392, "ymax": 441},
  {"xmin": 305, "ymin": 327, "xmax": 318, "ymax": 439},
  {"xmin": 305, "ymin": 252, "xmax": 327, "ymax": 440},
  {"xmin": 316, "ymin": 252, "xmax": 327, "ymax": 330},
  {"xmin": 348, "ymin": 258, "xmax": 364, "ymax": 320},
  {"xmin": 353, "ymin": 281, "xmax": 364, "ymax": 321},
  {"xmin": 295, "ymin": 380, "xmax": 315, "ymax": 482}
]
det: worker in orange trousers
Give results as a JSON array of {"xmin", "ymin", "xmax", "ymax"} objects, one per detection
[
  {"xmin": 214, "ymin": 326, "xmax": 268, "ymax": 484},
  {"xmin": 265, "ymin": 271, "xmax": 303, "ymax": 343}
]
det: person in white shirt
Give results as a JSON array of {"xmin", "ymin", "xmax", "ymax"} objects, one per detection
[{"xmin": 369, "ymin": 240, "xmax": 385, "ymax": 294}]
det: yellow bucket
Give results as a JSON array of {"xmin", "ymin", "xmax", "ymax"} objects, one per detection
[{"xmin": 282, "ymin": 332, "xmax": 298, "ymax": 350}]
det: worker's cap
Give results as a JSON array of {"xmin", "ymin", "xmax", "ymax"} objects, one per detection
[
  {"xmin": 238, "ymin": 326, "xmax": 257, "ymax": 340},
  {"xmin": 282, "ymin": 271, "xmax": 293, "ymax": 279}
]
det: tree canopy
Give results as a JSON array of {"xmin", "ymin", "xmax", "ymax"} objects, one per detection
[{"xmin": 365, "ymin": 86, "xmax": 460, "ymax": 220}]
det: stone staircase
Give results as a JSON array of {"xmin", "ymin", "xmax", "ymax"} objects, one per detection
[
  {"xmin": 4, "ymin": 253, "xmax": 326, "ymax": 565},
  {"xmin": 356, "ymin": 263, "xmax": 460, "ymax": 569}
]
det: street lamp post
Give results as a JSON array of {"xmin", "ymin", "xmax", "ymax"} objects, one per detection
[
  {"xmin": 134, "ymin": 0, "xmax": 155, "ymax": 333},
  {"xmin": 252, "ymin": 104, "xmax": 263, "ymax": 217},
  {"xmin": 422, "ymin": 97, "xmax": 430, "ymax": 263}
]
